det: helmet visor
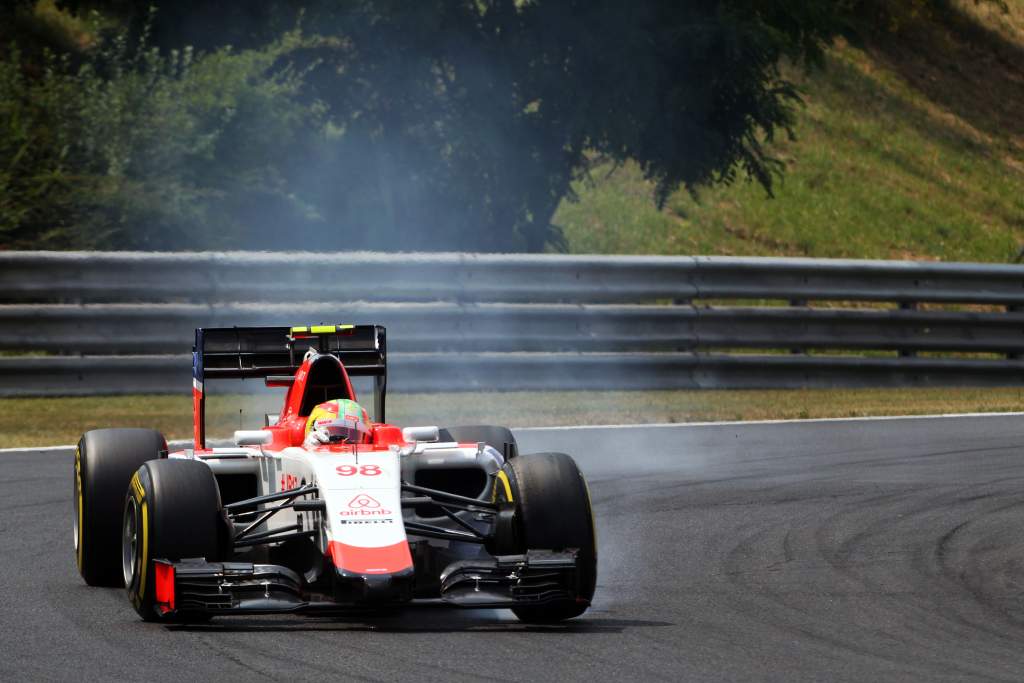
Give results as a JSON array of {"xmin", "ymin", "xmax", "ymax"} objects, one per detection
[{"xmin": 316, "ymin": 418, "xmax": 369, "ymax": 443}]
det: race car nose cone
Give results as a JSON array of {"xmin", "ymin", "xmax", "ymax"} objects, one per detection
[{"xmin": 333, "ymin": 566, "xmax": 415, "ymax": 605}]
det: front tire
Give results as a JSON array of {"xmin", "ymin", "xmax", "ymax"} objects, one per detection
[
  {"xmin": 123, "ymin": 459, "xmax": 224, "ymax": 621},
  {"xmin": 439, "ymin": 425, "xmax": 517, "ymax": 458},
  {"xmin": 496, "ymin": 452, "xmax": 597, "ymax": 623},
  {"xmin": 74, "ymin": 428, "xmax": 167, "ymax": 586}
]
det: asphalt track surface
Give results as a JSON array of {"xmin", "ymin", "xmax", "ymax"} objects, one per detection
[{"xmin": 5, "ymin": 415, "xmax": 1024, "ymax": 682}]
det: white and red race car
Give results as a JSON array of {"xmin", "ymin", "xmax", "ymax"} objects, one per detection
[{"xmin": 72, "ymin": 325, "xmax": 596, "ymax": 622}]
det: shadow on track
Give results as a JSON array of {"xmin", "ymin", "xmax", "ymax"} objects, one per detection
[{"xmin": 167, "ymin": 613, "xmax": 673, "ymax": 635}]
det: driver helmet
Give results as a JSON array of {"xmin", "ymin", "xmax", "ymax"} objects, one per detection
[{"xmin": 305, "ymin": 399, "xmax": 371, "ymax": 445}]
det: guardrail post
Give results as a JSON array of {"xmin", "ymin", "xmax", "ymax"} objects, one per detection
[
  {"xmin": 789, "ymin": 299, "xmax": 807, "ymax": 355},
  {"xmin": 898, "ymin": 301, "xmax": 919, "ymax": 358},
  {"xmin": 1008, "ymin": 304, "xmax": 1022, "ymax": 360}
]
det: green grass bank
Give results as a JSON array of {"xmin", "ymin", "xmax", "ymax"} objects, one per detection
[{"xmin": 556, "ymin": 1, "xmax": 1024, "ymax": 263}]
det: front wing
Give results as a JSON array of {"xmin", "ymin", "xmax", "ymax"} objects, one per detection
[{"xmin": 150, "ymin": 550, "xmax": 584, "ymax": 618}]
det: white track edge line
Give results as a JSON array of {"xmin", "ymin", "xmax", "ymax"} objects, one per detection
[
  {"xmin": 515, "ymin": 411, "xmax": 1024, "ymax": 431},
  {"xmin": 4, "ymin": 411, "xmax": 1024, "ymax": 453},
  {"xmin": 0, "ymin": 444, "xmax": 75, "ymax": 453}
]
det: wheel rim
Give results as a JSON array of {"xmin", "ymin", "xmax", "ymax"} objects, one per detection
[{"xmin": 122, "ymin": 497, "xmax": 138, "ymax": 587}]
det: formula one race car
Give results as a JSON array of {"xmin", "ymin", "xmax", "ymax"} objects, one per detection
[{"xmin": 72, "ymin": 325, "xmax": 596, "ymax": 623}]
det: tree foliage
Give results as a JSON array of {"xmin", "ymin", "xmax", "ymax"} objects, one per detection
[
  {"xmin": 0, "ymin": 30, "xmax": 321, "ymax": 249},
  {"xmin": 9, "ymin": 1, "xmax": 857, "ymax": 251}
]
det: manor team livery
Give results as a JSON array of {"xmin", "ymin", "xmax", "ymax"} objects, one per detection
[{"xmin": 73, "ymin": 324, "xmax": 596, "ymax": 622}]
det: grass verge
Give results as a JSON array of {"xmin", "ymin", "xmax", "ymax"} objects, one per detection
[
  {"xmin": 555, "ymin": 1, "xmax": 1024, "ymax": 262},
  {"xmin": 3, "ymin": 387, "xmax": 1024, "ymax": 449}
]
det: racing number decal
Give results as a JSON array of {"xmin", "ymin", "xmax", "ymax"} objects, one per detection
[{"xmin": 336, "ymin": 464, "xmax": 382, "ymax": 477}]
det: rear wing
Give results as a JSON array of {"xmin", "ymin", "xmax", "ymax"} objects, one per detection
[{"xmin": 192, "ymin": 324, "xmax": 387, "ymax": 448}]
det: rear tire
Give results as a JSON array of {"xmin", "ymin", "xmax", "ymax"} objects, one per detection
[
  {"xmin": 74, "ymin": 428, "xmax": 167, "ymax": 586},
  {"xmin": 439, "ymin": 425, "xmax": 517, "ymax": 458},
  {"xmin": 496, "ymin": 452, "xmax": 597, "ymax": 623},
  {"xmin": 123, "ymin": 459, "xmax": 224, "ymax": 621}
]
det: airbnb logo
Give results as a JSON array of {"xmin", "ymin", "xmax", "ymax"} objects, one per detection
[
  {"xmin": 340, "ymin": 493, "xmax": 391, "ymax": 517},
  {"xmin": 349, "ymin": 494, "xmax": 380, "ymax": 509}
]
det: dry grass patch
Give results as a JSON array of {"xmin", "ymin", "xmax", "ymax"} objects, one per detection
[{"xmin": 3, "ymin": 387, "xmax": 1024, "ymax": 448}]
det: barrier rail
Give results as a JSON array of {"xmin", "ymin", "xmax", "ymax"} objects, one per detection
[
  {"xmin": 2, "ymin": 303, "xmax": 1024, "ymax": 354},
  {"xmin": 2, "ymin": 251, "xmax": 1023, "ymax": 395},
  {"xmin": 5, "ymin": 251, "xmax": 1024, "ymax": 304}
]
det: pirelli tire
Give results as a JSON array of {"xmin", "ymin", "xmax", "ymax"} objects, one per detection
[
  {"xmin": 123, "ymin": 459, "xmax": 225, "ymax": 621},
  {"xmin": 73, "ymin": 428, "xmax": 168, "ymax": 586},
  {"xmin": 495, "ymin": 452, "xmax": 597, "ymax": 623},
  {"xmin": 439, "ymin": 425, "xmax": 518, "ymax": 458}
]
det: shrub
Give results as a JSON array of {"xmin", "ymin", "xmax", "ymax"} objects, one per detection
[{"xmin": 0, "ymin": 28, "xmax": 322, "ymax": 249}]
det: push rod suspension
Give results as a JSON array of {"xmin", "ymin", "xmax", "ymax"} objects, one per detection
[
  {"xmin": 404, "ymin": 520, "xmax": 486, "ymax": 544},
  {"xmin": 233, "ymin": 486, "xmax": 317, "ymax": 541},
  {"xmin": 234, "ymin": 530, "xmax": 316, "ymax": 548},
  {"xmin": 225, "ymin": 484, "xmax": 318, "ymax": 511},
  {"xmin": 400, "ymin": 483, "xmax": 497, "ymax": 511}
]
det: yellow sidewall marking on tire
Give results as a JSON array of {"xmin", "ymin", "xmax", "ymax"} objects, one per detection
[
  {"xmin": 130, "ymin": 471, "xmax": 144, "ymax": 500},
  {"xmin": 75, "ymin": 448, "xmax": 83, "ymax": 570},
  {"xmin": 129, "ymin": 471, "xmax": 149, "ymax": 603},
  {"xmin": 139, "ymin": 499, "xmax": 149, "ymax": 601},
  {"xmin": 495, "ymin": 470, "xmax": 514, "ymax": 503}
]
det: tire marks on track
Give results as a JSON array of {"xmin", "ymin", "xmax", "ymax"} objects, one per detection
[{"xmin": 5, "ymin": 416, "xmax": 1024, "ymax": 681}]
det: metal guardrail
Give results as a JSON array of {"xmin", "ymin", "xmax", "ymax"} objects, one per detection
[
  {"xmin": 5, "ymin": 251, "xmax": 1024, "ymax": 304},
  {"xmin": 2, "ymin": 303, "xmax": 1024, "ymax": 354},
  {"xmin": 2, "ymin": 251, "xmax": 1024, "ymax": 396},
  {"xmin": 3, "ymin": 354, "xmax": 1023, "ymax": 396}
]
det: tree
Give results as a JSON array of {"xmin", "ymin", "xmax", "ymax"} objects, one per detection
[
  {"xmin": 0, "ymin": 32, "xmax": 322, "ymax": 250},
  {"xmin": 286, "ymin": 0, "xmax": 846, "ymax": 250},
  {"xmin": 50, "ymin": 1, "xmax": 849, "ymax": 251}
]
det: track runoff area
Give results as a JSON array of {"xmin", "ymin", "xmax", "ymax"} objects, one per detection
[{"xmin": 4, "ymin": 413, "xmax": 1024, "ymax": 682}]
